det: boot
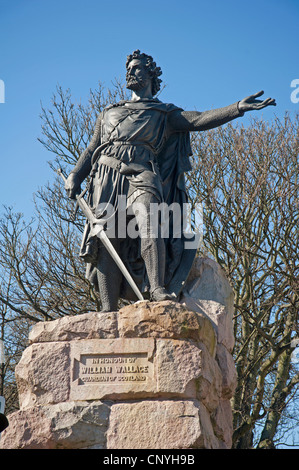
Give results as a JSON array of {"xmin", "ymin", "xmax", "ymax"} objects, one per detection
[
  {"xmin": 150, "ymin": 286, "xmax": 176, "ymax": 301},
  {"xmin": 140, "ymin": 237, "xmax": 176, "ymax": 302}
]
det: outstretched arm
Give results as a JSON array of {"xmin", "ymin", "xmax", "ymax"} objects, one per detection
[
  {"xmin": 65, "ymin": 112, "xmax": 102, "ymax": 199},
  {"xmin": 168, "ymin": 91, "xmax": 276, "ymax": 133}
]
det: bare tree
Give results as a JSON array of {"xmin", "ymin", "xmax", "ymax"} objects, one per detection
[
  {"xmin": 0, "ymin": 83, "xmax": 130, "ymax": 411},
  {"xmin": 0, "ymin": 82, "xmax": 129, "ymax": 324},
  {"xmin": 186, "ymin": 114, "xmax": 299, "ymax": 448},
  {"xmin": 0, "ymin": 267, "xmax": 30, "ymax": 413}
]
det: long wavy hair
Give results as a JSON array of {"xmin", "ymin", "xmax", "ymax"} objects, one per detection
[{"xmin": 126, "ymin": 50, "xmax": 162, "ymax": 96}]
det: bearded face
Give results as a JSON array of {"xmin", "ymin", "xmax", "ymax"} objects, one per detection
[{"xmin": 126, "ymin": 58, "xmax": 151, "ymax": 92}]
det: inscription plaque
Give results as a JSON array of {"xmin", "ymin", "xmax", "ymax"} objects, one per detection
[
  {"xmin": 70, "ymin": 338, "xmax": 156, "ymax": 400},
  {"xmin": 78, "ymin": 353, "xmax": 150, "ymax": 384}
]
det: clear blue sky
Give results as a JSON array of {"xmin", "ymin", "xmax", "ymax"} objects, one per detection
[{"xmin": 0, "ymin": 0, "xmax": 298, "ymax": 219}]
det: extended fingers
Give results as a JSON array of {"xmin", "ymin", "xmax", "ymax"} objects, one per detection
[
  {"xmin": 255, "ymin": 97, "xmax": 276, "ymax": 109},
  {"xmin": 253, "ymin": 90, "xmax": 264, "ymax": 98},
  {"xmin": 243, "ymin": 90, "xmax": 264, "ymax": 103},
  {"xmin": 267, "ymin": 98, "xmax": 276, "ymax": 106}
]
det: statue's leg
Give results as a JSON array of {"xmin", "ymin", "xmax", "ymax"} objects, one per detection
[
  {"xmin": 131, "ymin": 192, "xmax": 175, "ymax": 301},
  {"xmin": 96, "ymin": 235, "xmax": 122, "ymax": 312}
]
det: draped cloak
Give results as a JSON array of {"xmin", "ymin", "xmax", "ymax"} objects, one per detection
[{"xmin": 79, "ymin": 98, "xmax": 198, "ymax": 300}]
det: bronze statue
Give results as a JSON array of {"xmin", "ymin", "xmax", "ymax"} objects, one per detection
[{"xmin": 65, "ymin": 50, "xmax": 276, "ymax": 312}]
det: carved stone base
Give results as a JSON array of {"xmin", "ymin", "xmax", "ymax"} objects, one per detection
[{"xmin": 0, "ymin": 259, "xmax": 237, "ymax": 449}]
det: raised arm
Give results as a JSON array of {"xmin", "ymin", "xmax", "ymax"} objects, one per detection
[
  {"xmin": 168, "ymin": 91, "xmax": 276, "ymax": 133},
  {"xmin": 65, "ymin": 112, "xmax": 102, "ymax": 199}
]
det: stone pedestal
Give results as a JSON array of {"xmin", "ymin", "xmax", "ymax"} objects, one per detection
[{"xmin": 0, "ymin": 258, "xmax": 237, "ymax": 449}]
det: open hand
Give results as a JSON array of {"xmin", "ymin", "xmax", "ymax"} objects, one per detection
[{"xmin": 238, "ymin": 90, "xmax": 276, "ymax": 113}]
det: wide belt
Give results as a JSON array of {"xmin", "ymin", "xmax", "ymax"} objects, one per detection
[
  {"xmin": 91, "ymin": 140, "xmax": 156, "ymax": 166},
  {"xmin": 112, "ymin": 140, "xmax": 156, "ymax": 154},
  {"xmin": 97, "ymin": 154, "xmax": 152, "ymax": 175}
]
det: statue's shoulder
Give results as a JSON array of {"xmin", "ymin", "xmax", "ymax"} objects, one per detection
[
  {"xmin": 154, "ymin": 100, "xmax": 182, "ymax": 113},
  {"xmin": 116, "ymin": 98, "xmax": 182, "ymax": 113},
  {"xmin": 104, "ymin": 100, "xmax": 127, "ymax": 111},
  {"xmin": 103, "ymin": 99, "xmax": 182, "ymax": 115}
]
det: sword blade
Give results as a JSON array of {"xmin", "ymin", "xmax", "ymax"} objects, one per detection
[{"xmin": 58, "ymin": 168, "xmax": 144, "ymax": 301}]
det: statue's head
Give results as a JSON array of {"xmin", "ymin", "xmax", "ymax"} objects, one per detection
[{"xmin": 126, "ymin": 50, "xmax": 162, "ymax": 96}]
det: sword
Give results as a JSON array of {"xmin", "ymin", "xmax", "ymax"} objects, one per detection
[{"xmin": 57, "ymin": 168, "xmax": 144, "ymax": 301}]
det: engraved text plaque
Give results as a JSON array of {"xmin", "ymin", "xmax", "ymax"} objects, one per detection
[{"xmin": 70, "ymin": 338, "xmax": 156, "ymax": 400}]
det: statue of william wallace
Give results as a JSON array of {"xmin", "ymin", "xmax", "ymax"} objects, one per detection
[{"xmin": 65, "ymin": 49, "xmax": 276, "ymax": 312}]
